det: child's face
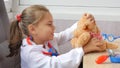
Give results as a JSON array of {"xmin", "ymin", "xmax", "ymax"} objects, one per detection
[{"xmin": 32, "ymin": 12, "xmax": 55, "ymax": 43}]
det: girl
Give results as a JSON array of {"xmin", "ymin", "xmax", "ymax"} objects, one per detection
[{"xmin": 8, "ymin": 5, "xmax": 104, "ymax": 68}]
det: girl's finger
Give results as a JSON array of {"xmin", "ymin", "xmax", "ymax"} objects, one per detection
[
  {"xmin": 91, "ymin": 38, "xmax": 100, "ymax": 42},
  {"xmin": 96, "ymin": 42, "xmax": 104, "ymax": 47},
  {"xmin": 93, "ymin": 45, "xmax": 104, "ymax": 52}
]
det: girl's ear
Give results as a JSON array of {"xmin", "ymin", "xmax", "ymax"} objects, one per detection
[{"xmin": 28, "ymin": 24, "xmax": 36, "ymax": 35}]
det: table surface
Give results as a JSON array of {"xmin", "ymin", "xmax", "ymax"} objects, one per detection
[{"xmin": 83, "ymin": 39, "xmax": 120, "ymax": 68}]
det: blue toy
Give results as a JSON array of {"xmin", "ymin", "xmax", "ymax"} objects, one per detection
[
  {"xmin": 102, "ymin": 33, "xmax": 120, "ymax": 42},
  {"xmin": 110, "ymin": 54, "xmax": 120, "ymax": 63},
  {"xmin": 48, "ymin": 48, "xmax": 59, "ymax": 56}
]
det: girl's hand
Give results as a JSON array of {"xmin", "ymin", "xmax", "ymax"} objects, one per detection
[{"xmin": 83, "ymin": 38, "xmax": 104, "ymax": 54}]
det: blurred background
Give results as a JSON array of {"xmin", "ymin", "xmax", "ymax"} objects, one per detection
[{"xmin": 3, "ymin": 0, "xmax": 120, "ymax": 54}]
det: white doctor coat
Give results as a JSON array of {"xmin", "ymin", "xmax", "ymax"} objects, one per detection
[{"xmin": 20, "ymin": 22, "xmax": 84, "ymax": 68}]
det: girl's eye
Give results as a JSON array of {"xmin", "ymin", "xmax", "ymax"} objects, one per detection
[
  {"xmin": 47, "ymin": 21, "xmax": 53, "ymax": 26},
  {"xmin": 48, "ymin": 23, "xmax": 52, "ymax": 25}
]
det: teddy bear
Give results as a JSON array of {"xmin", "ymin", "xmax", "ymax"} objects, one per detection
[{"xmin": 71, "ymin": 13, "xmax": 118, "ymax": 51}]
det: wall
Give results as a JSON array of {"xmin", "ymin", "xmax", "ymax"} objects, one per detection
[{"xmin": 13, "ymin": 0, "xmax": 120, "ymax": 21}]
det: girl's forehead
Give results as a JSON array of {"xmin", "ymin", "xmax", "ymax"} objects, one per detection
[
  {"xmin": 38, "ymin": 14, "xmax": 53, "ymax": 23},
  {"xmin": 45, "ymin": 12, "xmax": 53, "ymax": 19},
  {"xmin": 43, "ymin": 12, "xmax": 53, "ymax": 21},
  {"xmin": 35, "ymin": 12, "xmax": 53, "ymax": 25}
]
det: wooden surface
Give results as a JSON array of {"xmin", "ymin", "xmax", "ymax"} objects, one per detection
[{"xmin": 83, "ymin": 39, "xmax": 120, "ymax": 68}]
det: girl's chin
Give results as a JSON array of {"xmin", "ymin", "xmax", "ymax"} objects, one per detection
[
  {"xmin": 48, "ymin": 34, "xmax": 54, "ymax": 40},
  {"xmin": 49, "ymin": 38, "xmax": 53, "ymax": 40},
  {"xmin": 48, "ymin": 36, "xmax": 54, "ymax": 40},
  {"xmin": 49, "ymin": 37, "xmax": 54, "ymax": 40}
]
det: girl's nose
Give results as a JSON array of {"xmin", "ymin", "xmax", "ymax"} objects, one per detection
[{"xmin": 52, "ymin": 24, "xmax": 55, "ymax": 31}]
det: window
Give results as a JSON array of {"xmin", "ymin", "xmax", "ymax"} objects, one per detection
[
  {"xmin": 4, "ymin": 0, "xmax": 12, "ymax": 12},
  {"xmin": 4, "ymin": 0, "xmax": 13, "ymax": 21}
]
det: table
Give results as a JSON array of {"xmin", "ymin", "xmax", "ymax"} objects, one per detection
[{"xmin": 83, "ymin": 39, "xmax": 120, "ymax": 68}]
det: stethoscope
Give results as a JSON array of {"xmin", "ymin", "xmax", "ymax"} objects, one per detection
[
  {"xmin": 102, "ymin": 33, "xmax": 120, "ymax": 42},
  {"xmin": 26, "ymin": 36, "xmax": 59, "ymax": 56}
]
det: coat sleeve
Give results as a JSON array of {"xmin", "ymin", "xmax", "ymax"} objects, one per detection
[
  {"xmin": 28, "ymin": 47, "xmax": 84, "ymax": 68},
  {"xmin": 54, "ymin": 21, "xmax": 78, "ymax": 45}
]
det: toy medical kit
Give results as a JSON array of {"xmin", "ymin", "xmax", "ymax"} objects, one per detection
[{"xmin": 96, "ymin": 49, "xmax": 120, "ymax": 64}]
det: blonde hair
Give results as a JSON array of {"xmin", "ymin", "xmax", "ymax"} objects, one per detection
[{"xmin": 7, "ymin": 5, "xmax": 49, "ymax": 57}]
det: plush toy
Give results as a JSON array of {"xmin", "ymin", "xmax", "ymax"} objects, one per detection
[{"xmin": 71, "ymin": 13, "xmax": 118, "ymax": 51}]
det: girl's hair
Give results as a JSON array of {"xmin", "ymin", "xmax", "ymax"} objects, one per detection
[{"xmin": 7, "ymin": 5, "xmax": 49, "ymax": 57}]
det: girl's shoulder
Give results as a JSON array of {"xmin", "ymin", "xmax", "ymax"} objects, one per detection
[{"xmin": 21, "ymin": 38, "xmax": 44, "ymax": 52}]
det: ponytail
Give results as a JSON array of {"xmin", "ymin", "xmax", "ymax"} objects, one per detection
[{"xmin": 7, "ymin": 20, "xmax": 23, "ymax": 57}]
